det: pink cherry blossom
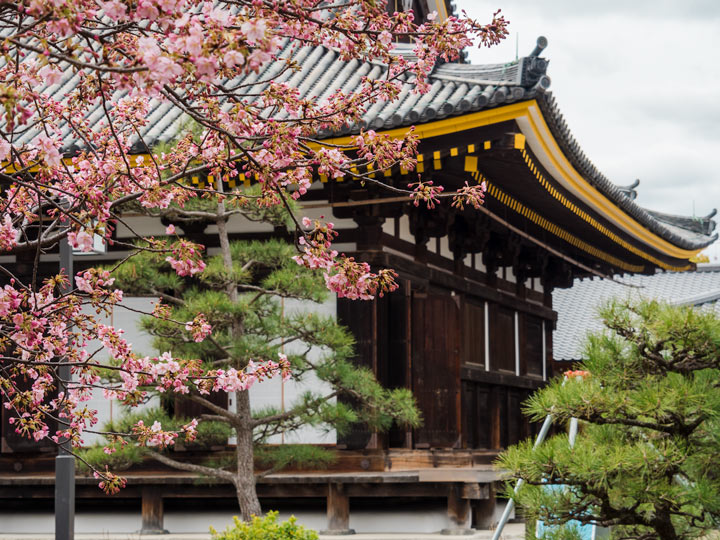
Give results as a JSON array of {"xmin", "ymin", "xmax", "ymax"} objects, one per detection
[
  {"xmin": 38, "ymin": 64, "xmax": 63, "ymax": 85},
  {"xmin": 224, "ymin": 50, "xmax": 245, "ymax": 68},
  {"xmin": 100, "ymin": 0, "xmax": 128, "ymax": 21},
  {"xmin": 33, "ymin": 135, "xmax": 62, "ymax": 168},
  {"xmin": 67, "ymin": 230, "xmax": 95, "ymax": 252},
  {"xmin": 0, "ymin": 140, "xmax": 10, "ymax": 161},
  {"xmin": 0, "ymin": 216, "xmax": 19, "ymax": 251},
  {"xmin": 185, "ymin": 314, "xmax": 212, "ymax": 342},
  {"xmin": 241, "ymin": 19, "xmax": 267, "ymax": 45}
]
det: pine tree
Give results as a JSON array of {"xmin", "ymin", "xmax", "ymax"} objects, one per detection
[
  {"xmin": 95, "ymin": 203, "xmax": 420, "ymax": 519},
  {"xmin": 499, "ymin": 301, "xmax": 720, "ymax": 540}
]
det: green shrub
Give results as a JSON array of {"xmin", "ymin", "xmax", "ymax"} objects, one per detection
[
  {"xmin": 210, "ymin": 512, "xmax": 318, "ymax": 540},
  {"xmin": 76, "ymin": 443, "xmax": 145, "ymax": 472}
]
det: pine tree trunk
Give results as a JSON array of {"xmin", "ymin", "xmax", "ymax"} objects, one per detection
[
  {"xmin": 652, "ymin": 505, "xmax": 680, "ymax": 540},
  {"xmin": 216, "ymin": 198, "xmax": 261, "ymax": 521},
  {"xmin": 233, "ymin": 390, "xmax": 261, "ymax": 520}
]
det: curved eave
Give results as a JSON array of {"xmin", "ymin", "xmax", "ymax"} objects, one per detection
[{"xmin": 321, "ymin": 100, "xmax": 711, "ymax": 262}]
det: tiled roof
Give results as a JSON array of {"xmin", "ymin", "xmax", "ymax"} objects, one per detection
[
  {"xmin": 553, "ymin": 265, "xmax": 720, "ymax": 361},
  {"xmin": 14, "ymin": 35, "xmax": 716, "ymax": 253},
  {"xmin": 17, "ymin": 36, "xmax": 551, "ymax": 150},
  {"xmin": 536, "ymin": 94, "xmax": 717, "ymax": 251}
]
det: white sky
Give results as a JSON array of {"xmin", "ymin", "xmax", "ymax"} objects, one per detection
[{"xmin": 458, "ymin": 0, "xmax": 720, "ymax": 259}]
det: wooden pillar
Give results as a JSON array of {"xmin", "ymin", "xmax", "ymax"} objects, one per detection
[
  {"xmin": 141, "ymin": 487, "xmax": 167, "ymax": 534},
  {"xmin": 442, "ymin": 483, "xmax": 473, "ymax": 535},
  {"xmin": 472, "ymin": 484, "xmax": 498, "ymax": 529},
  {"xmin": 322, "ymin": 483, "xmax": 354, "ymax": 535}
]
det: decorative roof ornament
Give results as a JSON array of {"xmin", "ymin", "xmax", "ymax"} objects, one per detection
[{"xmin": 618, "ymin": 179, "xmax": 640, "ymax": 200}]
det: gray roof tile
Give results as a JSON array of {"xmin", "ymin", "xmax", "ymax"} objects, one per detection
[{"xmin": 553, "ymin": 265, "xmax": 720, "ymax": 361}]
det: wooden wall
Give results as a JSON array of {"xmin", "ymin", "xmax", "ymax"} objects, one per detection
[{"xmin": 337, "ymin": 279, "xmax": 551, "ymax": 451}]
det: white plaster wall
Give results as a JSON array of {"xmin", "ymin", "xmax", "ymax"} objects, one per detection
[
  {"xmin": 0, "ymin": 506, "xmax": 452, "ymax": 534},
  {"xmin": 298, "ymin": 204, "xmax": 357, "ymax": 230},
  {"xmin": 439, "ymin": 236, "xmax": 452, "ymax": 259},
  {"xmin": 381, "ymin": 219, "xmax": 394, "ymax": 236},
  {"xmin": 85, "ymin": 295, "xmax": 338, "ymax": 446},
  {"xmin": 398, "ymin": 215, "xmax": 412, "ymax": 243},
  {"xmin": 80, "ymin": 297, "xmax": 160, "ymax": 446},
  {"xmin": 249, "ymin": 296, "xmax": 337, "ymax": 444},
  {"xmin": 114, "ymin": 216, "xmax": 168, "ymax": 239}
]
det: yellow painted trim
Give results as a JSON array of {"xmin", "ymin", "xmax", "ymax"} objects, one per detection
[
  {"xmin": 433, "ymin": 0, "xmax": 449, "ymax": 22},
  {"xmin": 464, "ymin": 156, "xmax": 478, "ymax": 172},
  {"xmin": 318, "ymin": 101, "xmax": 530, "ymax": 147},
  {"xmin": 316, "ymin": 100, "xmax": 700, "ymax": 261},
  {"xmin": 519, "ymin": 102, "xmax": 698, "ymax": 260},
  {"xmin": 479, "ymin": 172, "xmax": 692, "ymax": 272},
  {"xmin": 517, "ymin": 148, "xmax": 695, "ymax": 270}
]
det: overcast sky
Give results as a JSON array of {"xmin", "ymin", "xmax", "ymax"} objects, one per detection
[{"xmin": 458, "ymin": 0, "xmax": 720, "ymax": 259}]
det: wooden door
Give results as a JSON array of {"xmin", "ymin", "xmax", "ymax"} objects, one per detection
[
  {"xmin": 412, "ymin": 292, "xmax": 461, "ymax": 448},
  {"xmin": 336, "ymin": 297, "xmax": 375, "ymax": 449}
]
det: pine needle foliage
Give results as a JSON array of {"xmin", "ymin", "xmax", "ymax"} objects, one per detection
[
  {"xmin": 99, "ymin": 237, "xmax": 420, "ymax": 500},
  {"xmin": 499, "ymin": 300, "xmax": 720, "ymax": 540}
]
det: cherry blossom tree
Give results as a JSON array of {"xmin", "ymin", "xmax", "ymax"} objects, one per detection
[{"xmin": 0, "ymin": 0, "xmax": 505, "ymax": 495}]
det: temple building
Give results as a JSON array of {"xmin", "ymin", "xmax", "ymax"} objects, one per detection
[{"xmin": 1, "ymin": 1, "xmax": 717, "ymax": 535}]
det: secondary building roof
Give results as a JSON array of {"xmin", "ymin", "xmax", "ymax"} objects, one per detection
[{"xmin": 553, "ymin": 265, "xmax": 720, "ymax": 361}]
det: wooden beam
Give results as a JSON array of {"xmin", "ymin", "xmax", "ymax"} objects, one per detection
[
  {"xmin": 322, "ymin": 483, "xmax": 354, "ymax": 535},
  {"xmin": 460, "ymin": 364, "xmax": 545, "ymax": 390},
  {"xmin": 472, "ymin": 484, "xmax": 498, "ymax": 529},
  {"xmin": 345, "ymin": 483, "xmax": 445, "ymax": 498},
  {"xmin": 442, "ymin": 483, "xmax": 473, "ymax": 534},
  {"xmin": 418, "ymin": 468, "xmax": 499, "ymax": 484},
  {"xmin": 140, "ymin": 487, "xmax": 167, "ymax": 534},
  {"xmin": 461, "ymin": 483, "xmax": 490, "ymax": 500}
]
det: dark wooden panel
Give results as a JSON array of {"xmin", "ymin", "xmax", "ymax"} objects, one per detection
[
  {"xmin": 522, "ymin": 314, "xmax": 544, "ymax": 377},
  {"xmin": 474, "ymin": 385, "xmax": 491, "ymax": 450},
  {"xmin": 489, "ymin": 386, "xmax": 505, "ymax": 449},
  {"xmin": 461, "ymin": 300, "xmax": 484, "ymax": 367},
  {"xmin": 385, "ymin": 281, "xmax": 412, "ymax": 448},
  {"xmin": 489, "ymin": 305, "xmax": 515, "ymax": 373},
  {"xmin": 461, "ymin": 382, "xmax": 475, "ymax": 449},
  {"xmin": 461, "ymin": 381, "xmax": 492, "ymax": 450},
  {"xmin": 507, "ymin": 391, "xmax": 523, "ymax": 447},
  {"xmin": 336, "ymin": 297, "xmax": 375, "ymax": 449},
  {"xmin": 412, "ymin": 293, "xmax": 461, "ymax": 448},
  {"xmin": 359, "ymin": 252, "xmax": 557, "ymax": 321}
]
